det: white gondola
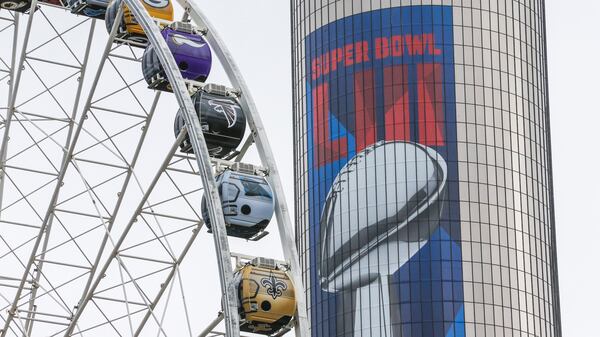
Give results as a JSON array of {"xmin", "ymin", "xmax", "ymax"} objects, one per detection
[{"xmin": 202, "ymin": 170, "xmax": 274, "ymax": 240}]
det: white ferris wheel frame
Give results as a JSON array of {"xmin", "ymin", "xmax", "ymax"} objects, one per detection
[{"xmin": 0, "ymin": 0, "xmax": 309, "ymax": 336}]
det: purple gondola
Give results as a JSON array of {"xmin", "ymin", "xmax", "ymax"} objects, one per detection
[{"xmin": 142, "ymin": 22, "xmax": 212, "ymax": 91}]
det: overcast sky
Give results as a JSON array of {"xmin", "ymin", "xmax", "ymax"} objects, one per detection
[
  {"xmin": 545, "ymin": 1, "xmax": 600, "ymax": 336},
  {"xmin": 199, "ymin": 1, "xmax": 598, "ymax": 336}
]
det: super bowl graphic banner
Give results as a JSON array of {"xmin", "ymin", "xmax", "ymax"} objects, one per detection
[{"xmin": 305, "ymin": 6, "xmax": 464, "ymax": 337}]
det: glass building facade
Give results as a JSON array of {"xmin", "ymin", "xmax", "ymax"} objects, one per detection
[{"xmin": 291, "ymin": 1, "xmax": 561, "ymax": 337}]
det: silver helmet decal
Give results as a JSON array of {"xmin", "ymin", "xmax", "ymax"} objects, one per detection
[{"xmin": 208, "ymin": 99, "xmax": 238, "ymax": 128}]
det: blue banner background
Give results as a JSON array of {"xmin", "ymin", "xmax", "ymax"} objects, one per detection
[{"xmin": 304, "ymin": 6, "xmax": 465, "ymax": 337}]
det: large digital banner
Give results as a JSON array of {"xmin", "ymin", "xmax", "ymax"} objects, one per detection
[{"xmin": 305, "ymin": 6, "xmax": 464, "ymax": 337}]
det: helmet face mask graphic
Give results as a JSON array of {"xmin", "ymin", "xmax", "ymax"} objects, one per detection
[
  {"xmin": 201, "ymin": 170, "xmax": 275, "ymax": 240},
  {"xmin": 318, "ymin": 141, "xmax": 448, "ymax": 336}
]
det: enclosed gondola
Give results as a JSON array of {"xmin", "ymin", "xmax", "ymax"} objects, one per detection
[
  {"xmin": 234, "ymin": 258, "xmax": 296, "ymax": 335},
  {"xmin": 105, "ymin": 0, "xmax": 173, "ymax": 46},
  {"xmin": 201, "ymin": 169, "xmax": 274, "ymax": 240},
  {"xmin": 142, "ymin": 22, "xmax": 212, "ymax": 91},
  {"xmin": 174, "ymin": 84, "xmax": 245, "ymax": 159},
  {"xmin": 0, "ymin": 0, "xmax": 34, "ymax": 13},
  {"xmin": 68, "ymin": 0, "xmax": 108, "ymax": 19}
]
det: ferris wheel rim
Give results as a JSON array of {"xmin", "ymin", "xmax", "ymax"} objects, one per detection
[{"xmin": 178, "ymin": 4, "xmax": 309, "ymax": 336}]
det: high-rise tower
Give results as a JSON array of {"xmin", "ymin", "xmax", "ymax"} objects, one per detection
[{"xmin": 291, "ymin": 1, "xmax": 561, "ymax": 337}]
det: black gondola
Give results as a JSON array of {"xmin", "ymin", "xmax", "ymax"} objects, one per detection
[{"xmin": 174, "ymin": 84, "xmax": 246, "ymax": 159}]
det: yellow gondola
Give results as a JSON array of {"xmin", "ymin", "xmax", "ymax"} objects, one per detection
[
  {"xmin": 105, "ymin": 0, "xmax": 173, "ymax": 45},
  {"xmin": 236, "ymin": 259, "xmax": 296, "ymax": 335}
]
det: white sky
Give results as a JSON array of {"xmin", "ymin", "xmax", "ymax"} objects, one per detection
[{"xmin": 545, "ymin": 1, "xmax": 600, "ymax": 336}]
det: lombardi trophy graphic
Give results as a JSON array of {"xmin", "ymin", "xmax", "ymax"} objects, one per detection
[{"xmin": 318, "ymin": 141, "xmax": 448, "ymax": 337}]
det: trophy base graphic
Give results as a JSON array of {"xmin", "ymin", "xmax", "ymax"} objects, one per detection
[
  {"xmin": 329, "ymin": 239, "xmax": 427, "ymax": 337},
  {"xmin": 334, "ymin": 275, "xmax": 400, "ymax": 337}
]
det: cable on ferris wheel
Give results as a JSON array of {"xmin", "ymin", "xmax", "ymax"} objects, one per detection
[{"xmin": 0, "ymin": 0, "xmax": 308, "ymax": 336}]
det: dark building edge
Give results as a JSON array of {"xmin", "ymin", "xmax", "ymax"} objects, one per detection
[{"xmin": 540, "ymin": 0, "xmax": 562, "ymax": 335}]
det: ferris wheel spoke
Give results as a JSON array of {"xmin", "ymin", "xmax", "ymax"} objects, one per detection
[
  {"xmin": 63, "ymin": 130, "xmax": 207, "ymax": 336},
  {"xmin": 80, "ymin": 112, "xmax": 145, "ymax": 162},
  {"xmin": 0, "ymin": 241, "xmax": 88, "ymax": 320},
  {"xmin": 15, "ymin": 66, "xmax": 80, "ymax": 114},
  {"xmin": 2, "ymin": 172, "xmax": 46, "ymax": 221},
  {"xmin": 89, "ymin": 79, "xmax": 147, "ymax": 113},
  {"xmin": 64, "ymin": 302, "xmax": 144, "ymax": 337},
  {"xmin": 73, "ymin": 124, "xmax": 138, "ymax": 165},
  {"xmin": 142, "ymin": 186, "xmax": 202, "ymax": 211},
  {"xmin": 12, "ymin": 110, "xmax": 71, "ymax": 160},
  {"xmin": 0, "ymin": 24, "xmax": 14, "ymax": 35},
  {"xmin": 3, "ymin": 122, "xmax": 62, "ymax": 175},
  {"xmin": 0, "ymin": 315, "xmax": 19, "ymax": 337},
  {"xmin": 0, "ymin": 15, "xmax": 95, "ymax": 319},
  {"xmin": 0, "ymin": 6, "xmax": 161, "ymax": 335},
  {"xmin": 1, "ymin": 175, "xmax": 58, "ymax": 212},
  {"xmin": 25, "ymin": 16, "xmax": 90, "ymax": 60},
  {"xmin": 37, "ymin": 217, "xmax": 103, "ymax": 260},
  {"xmin": 3, "ymin": 10, "xmax": 172, "ymax": 335},
  {"xmin": 0, "ymin": 236, "xmax": 87, "ymax": 306},
  {"xmin": 36, "ymin": 12, "xmax": 86, "ymax": 67},
  {"xmin": 106, "ymin": 64, "xmax": 149, "ymax": 115}
]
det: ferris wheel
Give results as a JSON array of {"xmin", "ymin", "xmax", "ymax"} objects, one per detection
[{"xmin": 0, "ymin": 0, "xmax": 308, "ymax": 336}]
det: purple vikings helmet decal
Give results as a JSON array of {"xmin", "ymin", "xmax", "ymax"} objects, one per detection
[
  {"xmin": 142, "ymin": 23, "xmax": 212, "ymax": 92},
  {"xmin": 171, "ymin": 34, "xmax": 206, "ymax": 48}
]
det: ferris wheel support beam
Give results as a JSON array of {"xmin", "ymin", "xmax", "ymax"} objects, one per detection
[
  {"xmin": 75, "ymin": 90, "xmax": 161, "ymax": 305},
  {"xmin": 20, "ymin": 20, "xmax": 97, "ymax": 337},
  {"xmin": 63, "ymin": 129, "xmax": 196, "ymax": 337},
  {"xmin": 0, "ymin": 12, "xmax": 19, "ymax": 214},
  {"xmin": 62, "ymin": 1, "xmax": 240, "ymax": 336},
  {"xmin": 179, "ymin": 3, "xmax": 310, "ymax": 336},
  {"xmin": 0, "ymin": 2, "xmax": 49, "ymax": 334},
  {"xmin": 0, "ymin": 9, "xmax": 26, "ymax": 213},
  {"xmin": 0, "ymin": 7, "xmax": 116, "ymax": 336},
  {"xmin": 69, "ymin": 129, "xmax": 203, "ymax": 337}
]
